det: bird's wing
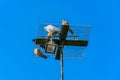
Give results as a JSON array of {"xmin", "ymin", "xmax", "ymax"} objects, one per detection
[{"xmin": 44, "ymin": 25, "xmax": 60, "ymax": 33}]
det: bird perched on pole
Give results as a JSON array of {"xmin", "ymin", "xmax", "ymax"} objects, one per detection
[
  {"xmin": 34, "ymin": 48, "xmax": 47, "ymax": 59},
  {"xmin": 62, "ymin": 20, "xmax": 74, "ymax": 34},
  {"xmin": 44, "ymin": 20, "xmax": 74, "ymax": 39},
  {"xmin": 44, "ymin": 25, "xmax": 60, "ymax": 39}
]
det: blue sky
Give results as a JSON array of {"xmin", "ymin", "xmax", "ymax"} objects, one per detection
[{"xmin": 0, "ymin": 0, "xmax": 120, "ymax": 80}]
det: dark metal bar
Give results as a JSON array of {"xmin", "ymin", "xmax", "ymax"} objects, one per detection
[
  {"xmin": 64, "ymin": 40, "xmax": 88, "ymax": 46},
  {"xmin": 60, "ymin": 50, "xmax": 64, "ymax": 80},
  {"xmin": 55, "ymin": 25, "xmax": 69, "ymax": 60}
]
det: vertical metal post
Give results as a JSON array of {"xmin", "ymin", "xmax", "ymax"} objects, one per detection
[{"xmin": 60, "ymin": 52, "xmax": 64, "ymax": 80}]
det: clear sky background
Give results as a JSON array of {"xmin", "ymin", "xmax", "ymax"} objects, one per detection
[{"xmin": 0, "ymin": 0, "xmax": 120, "ymax": 80}]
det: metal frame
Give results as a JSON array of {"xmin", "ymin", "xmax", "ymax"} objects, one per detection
[{"xmin": 45, "ymin": 43, "xmax": 57, "ymax": 53}]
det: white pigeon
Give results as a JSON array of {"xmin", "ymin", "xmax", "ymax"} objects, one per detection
[
  {"xmin": 44, "ymin": 25, "xmax": 60, "ymax": 33},
  {"xmin": 44, "ymin": 25, "xmax": 60, "ymax": 38}
]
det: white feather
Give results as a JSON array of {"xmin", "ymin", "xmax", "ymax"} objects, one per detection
[{"xmin": 44, "ymin": 25, "xmax": 60, "ymax": 33}]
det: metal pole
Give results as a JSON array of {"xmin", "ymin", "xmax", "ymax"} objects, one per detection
[{"xmin": 60, "ymin": 52, "xmax": 64, "ymax": 80}]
